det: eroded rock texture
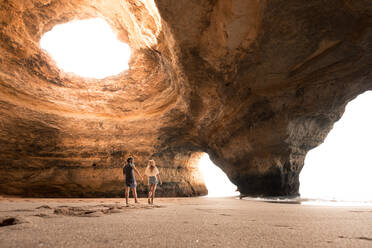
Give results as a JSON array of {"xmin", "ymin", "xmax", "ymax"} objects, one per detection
[{"xmin": 0, "ymin": 0, "xmax": 372, "ymax": 197}]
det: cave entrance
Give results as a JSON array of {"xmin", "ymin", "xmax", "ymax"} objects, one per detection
[
  {"xmin": 40, "ymin": 18, "xmax": 131, "ymax": 79},
  {"xmin": 198, "ymin": 153, "xmax": 239, "ymax": 197},
  {"xmin": 300, "ymin": 91, "xmax": 372, "ymax": 203}
]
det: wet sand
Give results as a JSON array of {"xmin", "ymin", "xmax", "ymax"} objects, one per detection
[{"xmin": 0, "ymin": 196, "xmax": 371, "ymax": 247}]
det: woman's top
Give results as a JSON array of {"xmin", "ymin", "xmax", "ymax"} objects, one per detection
[
  {"xmin": 145, "ymin": 166, "xmax": 159, "ymax": 177},
  {"xmin": 123, "ymin": 163, "xmax": 136, "ymax": 183}
]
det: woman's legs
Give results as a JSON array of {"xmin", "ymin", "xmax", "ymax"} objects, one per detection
[
  {"xmin": 151, "ymin": 184, "xmax": 157, "ymax": 204},
  {"xmin": 148, "ymin": 184, "xmax": 152, "ymax": 204},
  {"xmin": 148, "ymin": 185, "xmax": 153, "ymax": 204}
]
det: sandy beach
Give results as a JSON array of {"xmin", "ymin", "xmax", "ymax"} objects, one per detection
[{"xmin": 0, "ymin": 196, "xmax": 371, "ymax": 248}]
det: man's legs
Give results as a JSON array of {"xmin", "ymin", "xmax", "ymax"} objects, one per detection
[
  {"xmin": 131, "ymin": 187, "xmax": 139, "ymax": 203},
  {"xmin": 125, "ymin": 186, "xmax": 130, "ymax": 205}
]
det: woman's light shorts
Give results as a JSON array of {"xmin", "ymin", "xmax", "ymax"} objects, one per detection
[{"xmin": 149, "ymin": 176, "xmax": 158, "ymax": 185}]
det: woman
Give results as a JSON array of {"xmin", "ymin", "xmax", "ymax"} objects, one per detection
[
  {"xmin": 144, "ymin": 159, "xmax": 162, "ymax": 204},
  {"xmin": 123, "ymin": 157, "xmax": 143, "ymax": 206}
]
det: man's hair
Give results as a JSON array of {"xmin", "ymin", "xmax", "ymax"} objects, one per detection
[{"xmin": 127, "ymin": 157, "xmax": 133, "ymax": 163}]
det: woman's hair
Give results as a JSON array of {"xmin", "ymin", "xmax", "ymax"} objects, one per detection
[{"xmin": 147, "ymin": 159, "xmax": 156, "ymax": 171}]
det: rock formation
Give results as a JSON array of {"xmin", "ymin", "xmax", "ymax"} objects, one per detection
[{"xmin": 0, "ymin": 0, "xmax": 371, "ymax": 197}]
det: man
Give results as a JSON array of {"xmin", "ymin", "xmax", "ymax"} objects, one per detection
[{"xmin": 123, "ymin": 157, "xmax": 143, "ymax": 206}]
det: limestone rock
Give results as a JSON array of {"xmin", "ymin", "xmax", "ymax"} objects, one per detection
[{"xmin": 0, "ymin": 0, "xmax": 372, "ymax": 197}]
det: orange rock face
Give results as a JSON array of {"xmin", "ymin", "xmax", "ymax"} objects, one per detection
[{"xmin": 0, "ymin": 0, "xmax": 371, "ymax": 197}]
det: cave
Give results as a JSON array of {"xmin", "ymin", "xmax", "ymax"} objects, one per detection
[{"xmin": 0, "ymin": 0, "xmax": 372, "ymax": 198}]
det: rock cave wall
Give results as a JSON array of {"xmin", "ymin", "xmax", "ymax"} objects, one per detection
[{"xmin": 0, "ymin": 0, "xmax": 371, "ymax": 197}]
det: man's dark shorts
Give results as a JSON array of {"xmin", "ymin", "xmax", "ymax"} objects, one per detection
[{"xmin": 126, "ymin": 180, "xmax": 137, "ymax": 188}]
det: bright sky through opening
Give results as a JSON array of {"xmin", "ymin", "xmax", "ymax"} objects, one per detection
[
  {"xmin": 40, "ymin": 18, "xmax": 131, "ymax": 79},
  {"xmin": 300, "ymin": 91, "xmax": 372, "ymax": 202},
  {"xmin": 198, "ymin": 153, "xmax": 239, "ymax": 197}
]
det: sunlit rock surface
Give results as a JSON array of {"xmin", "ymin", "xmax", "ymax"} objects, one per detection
[{"xmin": 0, "ymin": 0, "xmax": 372, "ymax": 197}]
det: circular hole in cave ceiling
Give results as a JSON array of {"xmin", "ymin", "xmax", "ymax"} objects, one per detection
[{"xmin": 40, "ymin": 18, "xmax": 131, "ymax": 79}]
